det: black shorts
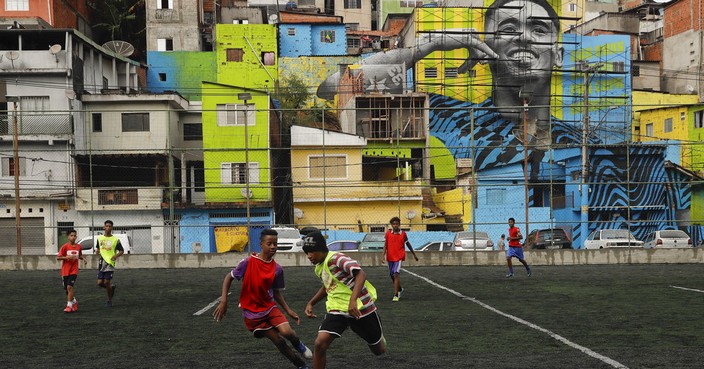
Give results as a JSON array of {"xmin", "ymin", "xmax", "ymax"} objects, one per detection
[
  {"xmin": 62, "ymin": 275, "xmax": 77, "ymax": 290},
  {"xmin": 319, "ymin": 311, "xmax": 384, "ymax": 345}
]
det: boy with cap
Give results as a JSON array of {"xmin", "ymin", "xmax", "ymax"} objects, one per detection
[{"xmin": 303, "ymin": 231, "xmax": 387, "ymax": 369}]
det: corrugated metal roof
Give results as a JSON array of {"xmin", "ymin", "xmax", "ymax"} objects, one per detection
[{"xmin": 279, "ymin": 11, "xmax": 343, "ymax": 24}]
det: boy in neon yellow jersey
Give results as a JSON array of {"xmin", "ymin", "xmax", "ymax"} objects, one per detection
[
  {"xmin": 95, "ymin": 220, "xmax": 124, "ymax": 307},
  {"xmin": 303, "ymin": 231, "xmax": 386, "ymax": 369}
]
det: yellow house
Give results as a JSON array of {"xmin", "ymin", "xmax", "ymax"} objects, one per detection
[{"xmin": 290, "ymin": 126, "xmax": 424, "ymax": 232}]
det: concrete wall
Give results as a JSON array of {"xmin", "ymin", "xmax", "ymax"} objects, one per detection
[{"xmin": 4, "ymin": 248, "xmax": 704, "ymax": 271}]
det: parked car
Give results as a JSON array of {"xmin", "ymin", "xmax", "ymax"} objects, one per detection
[
  {"xmin": 271, "ymin": 227, "xmax": 303, "ymax": 252},
  {"xmin": 326, "ymin": 240, "xmax": 361, "ymax": 252},
  {"xmin": 525, "ymin": 228, "xmax": 572, "ymax": 249},
  {"xmin": 583, "ymin": 229, "xmax": 643, "ymax": 249},
  {"xmin": 643, "ymin": 230, "xmax": 692, "ymax": 248},
  {"xmin": 452, "ymin": 231, "xmax": 494, "ymax": 251},
  {"xmin": 78, "ymin": 233, "xmax": 133, "ymax": 254},
  {"xmin": 418, "ymin": 241, "xmax": 454, "ymax": 252},
  {"xmin": 359, "ymin": 232, "xmax": 386, "ymax": 251}
]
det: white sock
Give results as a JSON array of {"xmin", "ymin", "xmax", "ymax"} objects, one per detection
[{"xmin": 67, "ymin": 301, "xmax": 73, "ymax": 307}]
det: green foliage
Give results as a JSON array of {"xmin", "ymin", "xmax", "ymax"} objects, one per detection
[
  {"xmin": 88, "ymin": 0, "xmax": 146, "ymax": 61},
  {"xmin": 275, "ymin": 75, "xmax": 341, "ymax": 130}
]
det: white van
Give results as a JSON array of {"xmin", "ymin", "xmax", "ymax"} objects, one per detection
[{"xmin": 78, "ymin": 234, "xmax": 133, "ymax": 254}]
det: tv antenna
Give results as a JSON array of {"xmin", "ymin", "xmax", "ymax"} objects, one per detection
[
  {"xmin": 5, "ymin": 51, "xmax": 19, "ymax": 68},
  {"xmin": 102, "ymin": 40, "xmax": 135, "ymax": 57}
]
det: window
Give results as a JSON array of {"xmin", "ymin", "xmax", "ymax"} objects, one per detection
[
  {"xmin": 400, "ymin": 0, "xmax": 424, "ymax": 7},
  {"xmin": 568, "ymin": 3, "xmax": 577, "ymax": 12},
  {"xmin": 321, "ymin": 30, "xmax": 336, "ymax": 43},
  {"xmin": 486, "ymin": 188, "xmax": 506, "ymax": 205},
  {"xmin": 216, "ymin": 104, "xmax": 255, "ymax": 126},
  {"xmin": 233, "ymin": 19, "xmax": 249, "ymax": 24},
  {"xmin": 121, "ymin": 113, "xmax": 150, "ymax": 132},
  {"xmin": 645, "ymin": 123, "xmax": 654, "ymax": 137},
  {"xmin": 612, "ymin": 61, "xmax": 625, "ymax": 73},
  {"xmin": 344, "ymin": 0, "xmax": 361, "ymax": 9},
  {"xmin": 632, "ymin": 66, "xmax": 640, "ymax": 76},
  {"xmin": 468, "ymin": 69, "xmax": 477, "ymax": 78},
  {"xmin": 424, "ymin": 67, "xmax": 438, "ymax": 78},
  {"xmin": 347, "ymin": 38, "xmax": 361, "ymax": 48},
  {"xmin": 5, "ymin": 0, "xmax": 29, "ymax": 11},
  {"xmin": 681, "ymin": 112, "xmax": 686, "ymax": 121},
  {"xmin": 664, "ymin": 117, "xmax": 673, "ymax": 133},
  {"xmin": 19, "ymin": 96, "xmax": 49, "ymax": 112},
  {"xmin": 92, "ymin": 113, "xmax": 102, "ymax": 132},
  {"xmin": 287, "ymin": 28, "xmax": 296, "ymax": 36},
  {"xmin": 226, "ymin": 48, "xmax": 244, "ymax": 62},
  {"xmin": 191, "ymin": 161, "xmax": 205, "ymax": 192},
  {"xmin": 2, "ymin": 157, "xmax": 26, "ymax": 176},
  {"xmin": 261, "ymin": 52, "xmax": 275, "ymax": 66},
  {"xmin": 157, "ymin": 0, "xmax": 173, "ymax": 9},
  {"xmin": 221, "ymin": 162, "xmax": 259, "ymax": 185},
  {"xmin": 695, "ymin": 111, "xmax": 704, "ymax": 128},
  {"xmin": 445, "ymin": 68, "xmax": 458, "ymax": 78},
  {"xmin": 158, "ymin": 73, "xmax": 167, "ymax": 81},
  {"xmin": 309, "ymin": 155, "xmax": 347, "ymax": 179},
  {"xmin": 157, "ymin": 38, "xmax": 173, "ymax": 51},
  {"xmin": 183, "ymin": 123, "xmax": 202, "ymax": 141}
]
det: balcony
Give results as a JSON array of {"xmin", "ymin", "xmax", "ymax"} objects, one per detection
[
  {"xmin": 0, "ymin": 113, "xmax": 72, "ymax": 137},
  {"xmin": 293, "ymin": 179, "xmax": 422, "ymax": 202},
  {"xmin": 75, "ymin": 187, "xmax": 163, "ymax": 211}
]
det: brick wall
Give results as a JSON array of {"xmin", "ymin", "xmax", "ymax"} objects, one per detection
[{"xmin": 664, "ymin": 0, "xmax": 704, "ymax": 38}]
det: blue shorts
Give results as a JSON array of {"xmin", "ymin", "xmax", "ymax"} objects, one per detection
[
  {"xmin": 506, "ymin": 247, "xmax": 525, "ymax": 260},
  {"xmin": 387, "ymin": 261, "xmax": 402, "ymax": 277},
  {"xmin": 97, "ymin": 270, "xmax": 114, "ymax": 280}
]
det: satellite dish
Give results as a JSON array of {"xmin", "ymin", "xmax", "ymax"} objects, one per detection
[
  {"xmin": 5, "ymin": 51, "xmax": 19, "ymax": 60},
  {"xmin": 687, "ymin": 85, "xmax": 695, "ymax": 93},
  {"xmin": 406, "ymin": 210, "xmax": 417, "ymax": 220},
  {"xmin": 49, "ymin": 44, "xmax": 62, "ymax": 55},
  {"xmin": 102, "ymin": 40, "xmax": 135, "ymax": 57},
  {"xmin": 240, "ymin": 188, "xmax": 253, "ymax": 199},
  {"xmin": 293, "ymin": 208, "xmax": 304, "ymax": 219},
  {"xmin": 268, "ymin": 14, "xmax": 278, "ymax": 24}
]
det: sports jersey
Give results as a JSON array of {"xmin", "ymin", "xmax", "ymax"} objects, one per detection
[
  {"xmin": 385, "ymin": 229, "xmax": 408, "ymax": 262},
  {"xmin": 58, "ymin": 242, "xmax": 82, "ymax": 276},
  {"xmin": 508, "ymin": 226, "xmax": 522, "ymax": 247},
  {"xmin": 315, "ymin": 252, "xmax": 377, "ymax": 317},
  {"xmin": 97, "ymin": 234, "xmax": 122, "ymax": 267},
  {"xmin": 231, "ymin": 254, "xmax": 284, "ymax": 320}
]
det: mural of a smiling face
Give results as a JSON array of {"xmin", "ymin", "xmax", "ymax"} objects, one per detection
[{"xmin": 484, "ymin": 0, "xmax": 563, "ymax": 85}]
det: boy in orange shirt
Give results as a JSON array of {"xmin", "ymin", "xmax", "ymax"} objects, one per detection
[
  {"xmin": 56, "ymin": 229, "xmax": 86, "ymax": 313},
  {"xmin": 383, "ymin": 217, "xmax": 418, "ymax": 302}
]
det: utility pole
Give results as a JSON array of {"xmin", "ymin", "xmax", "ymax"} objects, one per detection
[
  {"xmin": 523, "ymin": 97, "xmax": 530, "ymax": 237},
  {"xmin": 580, "ymin": 63, "xmax": 602, "ymax": 248},
  {"xmin": 238, "ymin": 93, "xmax": 252, "ymax": 253},
  {"xmin": 11, "ymin": 100, "xmax": 21, "ymax": 255}
]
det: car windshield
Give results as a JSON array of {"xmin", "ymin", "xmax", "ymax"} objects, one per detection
[
  {"xmin": 537, "ymin": 229, "xmax": 565, "ymax": 240},
  {"xmin": 602, "ymin": 230, "xmax": 632, "ymax": 239},
  {"xmin": 328, "ymin": 242, "xmax": 358, "ymax": 251},
  {"xmin": 275, "ymin": 229, "xmax": 301, "ymax": 238},
  {"xmin": 660, "ymin": 230, "xmax": 688, "ymax": 239},
  {"xmin": 456, "ymin": 232, "xmax": 489, "ymax": 240},
  {"xmin": 363, "ymin": 233, "xmax": 386, "ymax": 242}
]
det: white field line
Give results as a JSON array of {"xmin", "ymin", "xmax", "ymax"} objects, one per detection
[
  {"xmin": 193, "ymin": 292, "xmax": 231, "ymax": 316},
  {"xmin": 670, "ymin": 285, "xmax": 704, "ymax": 294},
  {"xmin": 403, "ymin": 268, "xmax": 629, "ymax": 369}
]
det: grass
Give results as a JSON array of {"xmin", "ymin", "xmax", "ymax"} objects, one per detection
[{"xmin": 2, "ymin": 264, "xmax": 704, "ymax": 368}]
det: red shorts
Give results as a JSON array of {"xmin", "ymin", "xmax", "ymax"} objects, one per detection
[{"xmin": 243, "ymin": 307, "xmax": 289, "ymax": 335}]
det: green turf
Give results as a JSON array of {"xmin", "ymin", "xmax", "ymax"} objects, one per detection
[{"xmin": 2, "ymin": 264, "xmax": 704, "ymax": 368}]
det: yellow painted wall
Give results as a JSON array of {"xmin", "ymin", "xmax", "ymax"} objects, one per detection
[
  {"xmin": 293, "ymin": 201, "xmax": 424, "ymax": 232},
  {"xmin": 431, "ymin": 187, "xmax": 471, "ymax": 224},
  {"xmin": 291, "ymin": 147, "xmax": 363, "ymax": 183},
  {"xmin": 632, "ymin": 91, "xmax": 699, "ymax": 139}
]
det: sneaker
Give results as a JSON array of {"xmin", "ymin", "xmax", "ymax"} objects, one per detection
[
  {"xmin": 505, "ymin": 272, "xmax": 514, "ymax": 278},
  {"xmin": 72, "ymin": 301, "xmax": 78, "ymax": 312},
  {"xmin": 397, "ymin": 288, "xmax": 404, "ymax": 299},
  {"xmin": 63, "ymin": 306, "xmax": 72, "ymax": 313},
  {"xmin": 392, "ymin": 295, "xmax": 400, "ymax": 302},
  {"xmin": 297, "ymin": 342, "xmax": 313, "ymax": 359},
  {"xmin": 298, "ymin": 365, "xmax": 309, "ymax": 369},
  {"xmin": 104, "ymin": 300, "xmax": 113, "ymax": 307},
  {"xmin": 527, "ymin": 268, "xmax": 532, "ymax": 277}
]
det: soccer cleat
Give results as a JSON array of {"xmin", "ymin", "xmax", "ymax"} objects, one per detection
[
  {"xmin": 505, "ymin": 272, "xmax": 514, "ymax": 278},
  {"xmin": 63, "ymin": 306, "xmax": 72, "ymax": 313},
  {"xmin": 392, "ymin": 295, "xmax": 400, "ymax": 302},
  {"xmin": 527, "ymin": 268, "xmax": 532, "ymax": 277},
  {"xmin": 397, "ymin": 288, "xmax": 404, "ymax": 299},
  {"xmin": 72, "ymin": 301, "xmax": 78, "ymax": 312},
  {"xmin": 104, "ymin": 300, "xmax": 113, "ymax": 307},
  {"xmin": 298, "ymin": 366, "xmax": 309, "ymax": 369},
  {"xmin": 297, "ymin": 342, "xmax": 313, "ymax": 359}
]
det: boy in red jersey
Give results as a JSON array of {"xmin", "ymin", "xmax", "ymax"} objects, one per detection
[
  {"xmin": 213, "ymin": 228, "xmax": 311, "ymax": 369},
  {"xmin": 383, "ymin": 216, "xmax": 418, "ymax": 301},
  {"xmin": 506, "ymin": 217, "xmax": 531, "ymax": 278},
  {"xmin": 56, "ymin": 229, "xmax": 85, "ymax": 313}
]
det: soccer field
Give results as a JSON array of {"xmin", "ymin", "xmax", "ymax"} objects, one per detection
[{"xmin": 3, "ymin": 264, "xmax": 704, "ymax": 369}]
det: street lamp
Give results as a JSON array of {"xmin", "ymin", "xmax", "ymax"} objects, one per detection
[{"xmin": 238, "ymin": 92, "xmax": 252, "ymax": 252}]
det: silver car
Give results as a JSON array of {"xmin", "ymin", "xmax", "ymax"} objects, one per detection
[
  {"xmin": 452, "ymin": 231, "xmax": 494, "ymax": 251},
  {"xmin": 583, "ymin": 229, "xmax": 643, "ymax": 249}
]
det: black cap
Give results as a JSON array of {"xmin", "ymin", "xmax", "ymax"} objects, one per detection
[{"xmin": 302, "ymin": 231, "xmax": 328, "ymax": 253}]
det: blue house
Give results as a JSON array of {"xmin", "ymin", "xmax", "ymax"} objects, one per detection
[{"xmin": 278, "ymin": 11, "xmax": 347, "ymax": 57}]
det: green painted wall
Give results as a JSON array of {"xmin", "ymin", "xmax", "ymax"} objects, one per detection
[
  {"xmin": 216, "ymin": 24, "xmax": 278, "ymax": 90},
  {"xmin": 201, "ymin": 82, "xmax": 271, "ymax": 202}
]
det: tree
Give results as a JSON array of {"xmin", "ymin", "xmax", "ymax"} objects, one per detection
[
  {"xmin": 275, "ymin": 75, "xmax": 340, "ymax": 130},
  {"xmin": 88, "ymin": 0, "xmax": 146, "ymax": 61}
]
